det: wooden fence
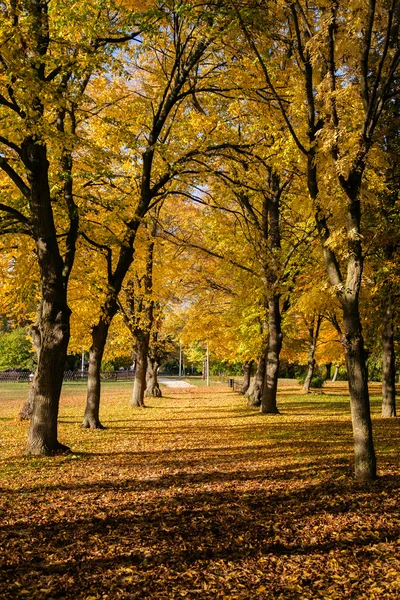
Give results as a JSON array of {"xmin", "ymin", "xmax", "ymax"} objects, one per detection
[
  {"xmin": 0, "ymin": 370, "xmax": 136, "ymax": 383},
  {"xmin": 227, "ymin": 378, "xmax": 243, "ymax": 393}
]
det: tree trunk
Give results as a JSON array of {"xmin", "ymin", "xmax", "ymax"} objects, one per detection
[
  {"xmin": 82, "ymin": 319, "xmax": 110, "ymax": 429},
  {"xmin": 145, "ymin": 358, "xmax": 162, "ymax": 397},
  {"xmin": 26, "ymin": 301, "xmax": 71, "ymax": 455},
  {"xmin": 19, "ymin": 321, "xmax": 41, "ymax": 421},
  {"xmin": 19, "ymin": 378, "xmax": 36, "ymax": 421},
  {"xmin": 326, "ymin": 362, "xmax": 332, "ymax": 380},
  {"xmin": 131, "ymin": 332, "xmax": 149, "ymax": 407},
  {"xmin": 24, "ymin": 138, "xmax": 73, "ymax": 456},
  {"xmin": 310, "ymin": 146, "xmax": 376, "ymax": 479},
  {"xmin": 246, "ymin": 355, "xmax": 265, "ymax": 407},
  {"xmin": 241, "ymin": 360, "xmax": 253, "ymax": 395},
  {"xmin": 261, "ymin": 295, "xmax": 282, "ymax": 414},
  {"xmin": 332, "ymin": 365, "xmax": 339, "ymax": 382},
  {"xmin": 341, "ymin": 302, "xmax": 376, "ymax": 481},
  {"xmin": 303, "ymin": 315, "xmax": 322, "ymax": 393},
  {"xmin": 303, "ymin": 359, "xmax": 315, "ymax": 394},
  {"xmin": 381, "ymin": 301, "xmax": 396, "ymax": 417}
]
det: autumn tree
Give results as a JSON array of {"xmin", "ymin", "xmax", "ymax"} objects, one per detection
[
  {"xmin": 0, "ymin": 0, "xmax": 143, "ymax": 454},
  {"xmin": 364, "ymin": 99, "xmax": 400, "ymax": 417},
  {"xmin": 80, "ymin": 0, "xmax": 234, "ymax": 427},
  {"xmin": 120, "ymin": 220, "xmax": 158, "ymax": 408},
  {"xmin": 236, "ymin": 0, "xmax": 400, "ymax": 480}
]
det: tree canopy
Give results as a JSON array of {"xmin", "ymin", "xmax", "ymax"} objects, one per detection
[{"xmin": 0, "ymin": 0, "xmax": 399, "ymax": 479}]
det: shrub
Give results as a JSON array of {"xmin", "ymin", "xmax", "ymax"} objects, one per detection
[
  {"xmin": 297, "ymin": 373, "xmax": 325, "ymax": 388},
  {"xmin": 310, "ymin": 375, "xmax": 325, "ymax": 388}
]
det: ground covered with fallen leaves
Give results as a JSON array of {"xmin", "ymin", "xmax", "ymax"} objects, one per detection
[{"xmin": 0, "ymin": 381, "xmax": 399, "ymax": 599}]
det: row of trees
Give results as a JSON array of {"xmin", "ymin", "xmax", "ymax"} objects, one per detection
[{"xmin": 0, "ymin": 0, "xmax": 399, "ymax": 481}]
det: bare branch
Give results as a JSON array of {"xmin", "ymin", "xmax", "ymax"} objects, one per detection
[{"xmin": 0, "ymin": 158, "xmax": 30, "ymax": 198}]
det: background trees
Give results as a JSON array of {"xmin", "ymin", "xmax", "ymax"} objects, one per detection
[{"xmin": 0, "ymin": 0, "xmax": 398, "ymax": 479}]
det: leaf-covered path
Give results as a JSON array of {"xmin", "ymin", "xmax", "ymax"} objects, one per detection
[{"xmin": 0, "ymin": 382, "xmax": 399, "ymax": 599}]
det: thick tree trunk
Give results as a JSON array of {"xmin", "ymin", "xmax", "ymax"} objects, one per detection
[
  {"xmin": 82, "ymin": 319, "xmax": 110, "ymax": 429},
  {"xmin": 381, "ymin": 301, "xmax": 396, "ymax": 417},
  {"xmin": 261, "ymin": 295, "xmax": 282, "ymax": 414},
  {"xmin": 24, "ymin": 138, "xmax": 74, "ymax": 456},
  {"xmin": 145, "ymin": 358, "xmax": 162, "ymax": 397},
  {"xmin": 341, "ymin": 302, "xmax": 376, "ymax": 481},
  {"xmin": 131, "ymin": 333, "xmax": 149, "ymax": 407},
  {"xmin": 26, "ymin": 301, "xmax": 71, "ymax": 455},
  {"xmin": 303, "ymin": 315, "xmax": 322, "ymax": 393},
  {"xmin": 246, "ymin": 355, "xmax": 265, "ymax": 407},
  {"xmin": 241, "ymin": 361, "xmax": 253, "ymax": 395}
]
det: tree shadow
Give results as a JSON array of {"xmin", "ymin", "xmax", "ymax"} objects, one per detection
[{"xmin": 1, "ymin": 471, "xmax": 399, "ymax": 598}]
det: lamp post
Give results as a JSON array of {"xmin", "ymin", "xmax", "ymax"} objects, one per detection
[{"xmin": 206, "ymin": 342, "xmax": 210, "ymax": 387}]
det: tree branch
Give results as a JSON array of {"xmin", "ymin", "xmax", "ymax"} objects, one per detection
[
  {"xmin": 0, "ymin": 158, "xmax": 30, "ymax": 198},
  {"xmin": 80, "ymin": 231, "xmax": 113, "ymax": 283}
]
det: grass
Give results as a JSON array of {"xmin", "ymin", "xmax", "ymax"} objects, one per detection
[{"xmin": 0, "ymin": 381, "xmax": 399, "ymax": 599}]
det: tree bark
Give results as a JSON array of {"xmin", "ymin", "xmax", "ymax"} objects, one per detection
[
  {"xmin": 332, "ymin": 365, "xmax": 339, "ymax": 382},
  {"xmin": 82, "ymin": 318, "xmax": 110, "ymax": 429},
  {"xmin": 381, "ymin": 300, "xmax": 396, "ymax": 417},
  {"xmin": 241, "ymin": 360, "xmax": 253, "ymax": 395},
  {"xmin": 261, "ymin": 295, "xmax": 282, "ymax": 414},
  {"xmin": 145, "ymin": 357, "xmax": 162, "ymax": 397},
  {"xmin": 246, "ymin": 355, "xmax": 265, "ymax": 407},
  {"xmin": 131, "ymin": 332, "xmax": 149, "ymax": 407},
  {"xmin": 341, "ymin": 301, "xmax": 376, "ymax": 480},
  {"xmin": 19, "ymin": 320, "xmax": 41, "ymax": 421},
  {"xmin": 303, "ymin": 359, "xmax": 315, "ymax": 393},
  {"xmin": 19, "ymin": 380, "xmax": 36, "ymax": 421},
  {"xmin": 26, "ymin": 299, "xmax": 71, "ymax": 455}
]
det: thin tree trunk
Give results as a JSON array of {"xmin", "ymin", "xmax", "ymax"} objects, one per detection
[
  {"xmin": 20, "ymin": 379, "xmax": 36, "ymax": 421},
  {"xmin": 326, "ymin": 362, "xmax": 332, "ymax": 380},
  {"xmin": 332, "ymin": 365, "xmax": 339, "ymax": 382},
  {"xmin": 82, "ymin": 318, "xmax": 110, "ymax": 429},
  {"xmin": 131, "ymin": 333, "xmax": 149, "ymax": 407},
  {"xmin": 303, "ymin": 314, "xmax": 322, "ymax": 393},
  {"xmin": 259, "ymin": 170, "xmax": 285, "ymax": 414},
  {"xmin": 19, "ymin": 320, "xmax": 41, "ymax": 421},
  {"xmin": 241, "ymin": 360, "xmax": 253, "ymax": 395},
  {"xmin": 381, "ymin": 300, "xmax": 396, "ymax": 417},
  {"xmin": 246, "ymin": 355, "xmax": 265, "ymax": 407},
  {"xmin": 145, "ymin": 358, "xmax": 162, "ymax": 397},
  {"xmin": 303, "ymin": 359, "xmax": 315, "ymax": 393},
  {"xmin": 261, "ymin": 295, "xmax": 282, "ymax": 414}
]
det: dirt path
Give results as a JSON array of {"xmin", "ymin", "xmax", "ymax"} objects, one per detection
[{"xmin": 158, "ymin": 377, "xmax": 196, "ymax": 388}]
